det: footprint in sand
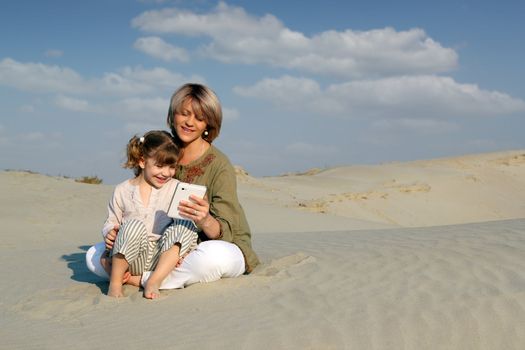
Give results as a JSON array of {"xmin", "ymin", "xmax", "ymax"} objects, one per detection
[
  {"xmin": 253, "ymin": 252, "xmax": 317, "ymax": 277},
  {"xmin": 10, "ymin": 284, "xmax": 135, "ymax": 320},
  {"xmin": 465, "ymin": 174, "xmax": 481, "ymax": 182},
  {"xmin": 297, "ymin": 200, "xmax": 328, "ymax": 213},
  {"xmin": 296, "ymin": 190, "xmax": 388, "ymax": 214},
  {"xmin": 493, "ymin": 153, "xmax": 525, "ymax": 166},
  {"xmin": 391, "ymin": 182, "xmax": 431, "ymax": 194}
]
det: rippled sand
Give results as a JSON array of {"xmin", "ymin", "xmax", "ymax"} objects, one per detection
[{"xmin": 1, "ymin": 150, "xmax": 525, "ymax": 349}]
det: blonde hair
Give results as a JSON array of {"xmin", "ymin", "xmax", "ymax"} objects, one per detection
[
  {"xmin": 167, "ymin": 83, "xmax": 222, "ymax": 143},
  {"xmin": 124, "ymin": 130, "xmax": 179, "ymax": 177}
]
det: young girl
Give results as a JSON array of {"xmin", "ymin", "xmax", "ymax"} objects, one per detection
[{"xmin": 101, "ymin": 130, "xmax": 198, "ymax": 299}]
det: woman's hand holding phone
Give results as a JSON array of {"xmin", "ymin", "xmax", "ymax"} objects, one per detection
[{"xmin": 178, "ymin": 194, "xmax": 210, "ymax": 224}]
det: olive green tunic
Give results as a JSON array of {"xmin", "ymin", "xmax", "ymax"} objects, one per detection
[{"xmin": 175, "ymin": 145, "xmax": 259, "ymax": 273}]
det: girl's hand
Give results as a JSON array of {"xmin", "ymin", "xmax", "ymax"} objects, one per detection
[{"xmin": 105, "ymin": 224, "xmax": 119, "ymax": 250}]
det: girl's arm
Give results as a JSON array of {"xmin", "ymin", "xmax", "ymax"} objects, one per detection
[
  {"xmin": 101, "ymin": 185, "xmax": 125, "ymax": 247},
  {"xmin": 104, "ymin": 225, "xmax": 120, "ymax": 250}
]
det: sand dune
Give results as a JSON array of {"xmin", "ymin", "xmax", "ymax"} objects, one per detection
[
  {"xmin": 240, "ymin": 150, "xmax": 525, "ymax": 228},
  {"xmin": 1, "ymin": 150, "xmax": 525, "ymax": 349}
]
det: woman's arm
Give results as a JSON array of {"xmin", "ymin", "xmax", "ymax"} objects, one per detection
[
  {"xmin": 202, "ymin": 164, "xmax": 239, "ymax": 242},
  {"xmin": 178, "ymin": 194, "xmax": 221, "ymax": 239},
  {"xmin": 177, "ymin": 162, "xmax": 239, "ymax": 241}
]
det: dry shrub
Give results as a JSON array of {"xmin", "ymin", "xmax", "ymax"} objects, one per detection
[{"xmin": 75, "ymin": 176, "xmax": 103, "ymax": 185}]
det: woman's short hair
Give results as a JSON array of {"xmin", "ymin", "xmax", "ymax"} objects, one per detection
[{"xmin": 167, "ymin": 83, "xmax": 222, "ymax": 143}]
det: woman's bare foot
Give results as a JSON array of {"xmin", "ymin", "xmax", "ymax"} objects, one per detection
[{"xmin": 143, "ymin": 280, "xmax": 161, "ymax": 299}]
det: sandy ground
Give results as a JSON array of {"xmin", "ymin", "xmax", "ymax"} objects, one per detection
[{"xmin": 1, "ymin": 150, "xmax": 525, "ymax": 349}]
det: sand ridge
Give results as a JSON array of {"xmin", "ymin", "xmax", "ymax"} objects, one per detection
[{"xmin": 240, "ymin": 150, "xmax": 525, "ymax": 227}]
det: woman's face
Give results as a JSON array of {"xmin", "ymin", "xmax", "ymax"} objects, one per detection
[{"xmin": 173, "ymin": 98, "xmax": 207, "ymax": 146}]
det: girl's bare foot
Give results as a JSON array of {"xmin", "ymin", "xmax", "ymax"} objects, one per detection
[
  {"xmin": 108, "ymin": 282, "xmax": 124, "ymax": 298},
  {"xmin": 144, "ymin": 280, "xmax": 161, "ymax": 299},
  {"xmin": 102, "ymin": 257, "xmax": 130, "ymax": 285},
  {"xmin": 108, "ymin": 253, "xmax": 128, "ymax": 298}
]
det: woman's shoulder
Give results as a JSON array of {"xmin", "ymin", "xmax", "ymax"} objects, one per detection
[
  {"xmin": 209, "ymin": 145, "xmax": 234, "ymax": 169},
  {"xmin": 206, "ymin": 146, "xmax": 237, "ymax": 182},
  {"xmin": 177, "ymin": 146, "xmax": 234, "ymax": 184}
]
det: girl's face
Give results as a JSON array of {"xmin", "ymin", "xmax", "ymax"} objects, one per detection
[
  {"xmin": 139, "ymin": 157, "xmax": 176, "ymax": 189},
  {"xmin": 173, "ymin": 98, "xmax": 207, "ymax": 146}
]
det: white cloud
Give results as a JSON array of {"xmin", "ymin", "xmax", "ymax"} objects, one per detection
[
  {"xmin": 233, "ymin": 75, "xmax": 321, "ymax": 107},
  {"xmin": 117, "ymin": 65, "xmax": 203, "ymax": 90},
  {"xmin": 0, "ymin": 58, "xmax": 205, "ymax": 131},
  {"xmin": 222, "ymin": 107, "xmax": 239, "ymax": 121},
  {"xmin": 0, "ymin": 58, "xmax": 86, "ymax": 94},
  {"xmin": 19, "ymin": 131, "xmax": 46, "ymax": 141},
  {"xmin": 371, "ymin": 118, "xmax": 460, "ymax": 134},
  {"xmin": 114, "ymin": 97, "xmax": 169, "ymax": 120},
  {"xmin": 0, "ymin": 58, "xmax": 202, "ymax": 97},
  {"xmin": 132, "ymin": 2, "xmax": 457, "ymax": 78},
  {"xmin": 1, "ymin": 130, "xmax": 63, "ymax": 150},
  {"xmin": 97, "ymin": 71, "xmax": 156, "ymax": 96},
  {"xmin": 45, "ymin": 49, "xmax": 63, "ymax": 58},
  {"xmin": 134, "ymin": 36, "xmax": 189, "ymax": 62},
  {"xmin": 235, "ymin": 75, "xmax": 525, "ymax": 119},
  {"xmin": 124, "ymin": 122, "xmax": 164, "ymax": 134},
  {"xmin": 326, "ymin": 75, "xmax": 525, "ymax": 116},
  {"xmin": 55, "ymin": 95, "xmax": 92, "ymax": 112},
  {"xmin": 19, "ymin": 105, "xmax": 35, "ymax": 113}
]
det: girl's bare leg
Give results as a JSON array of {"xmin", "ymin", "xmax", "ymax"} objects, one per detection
[
  {"xmin": 101, "ymin": 253, "xmax": 132, "ymax": 285},
  {"xmin": 108, "ymin": 253, "xmax": 128, "ymax": 298},
  {"xmin": 144, "ymin": 245, "xmax": 180, "ymax": 299},
  {"xmin": 127, "ymin": 275, "xmax": 142, "ymax": 287}
]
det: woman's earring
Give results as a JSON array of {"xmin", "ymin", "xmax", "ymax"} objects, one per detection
[{"xmin": 203, "ymin": 130, "xmax": 209, "ymax": 137}]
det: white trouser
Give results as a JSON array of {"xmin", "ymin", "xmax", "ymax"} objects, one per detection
[{"xmin": 85, "ymin": 240, "xmax": 246, "ymax": 289}]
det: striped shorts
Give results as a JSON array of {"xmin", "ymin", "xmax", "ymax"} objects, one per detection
[{"xmin": 112, "ymin": 219, "xmax": 198, "ymax": 276}]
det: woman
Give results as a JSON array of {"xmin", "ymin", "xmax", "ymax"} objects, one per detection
[{"xmin": 86, "ymin": 83, "xmax": 259, "ymax": 290}]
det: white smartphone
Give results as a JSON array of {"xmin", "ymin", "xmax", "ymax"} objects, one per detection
[{"xmin": 167, "ymin": 182, "xmax": 207, "ymax": 219}]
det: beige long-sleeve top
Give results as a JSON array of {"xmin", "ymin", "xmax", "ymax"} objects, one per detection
[{"xmin": 101, "ymin": 178, "xmax": 178, "ymax": 241}]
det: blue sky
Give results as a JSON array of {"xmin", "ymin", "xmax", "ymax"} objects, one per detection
[{"xmin": 1, "ymin": 0, "xmax": 524, "ymax": 184}]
